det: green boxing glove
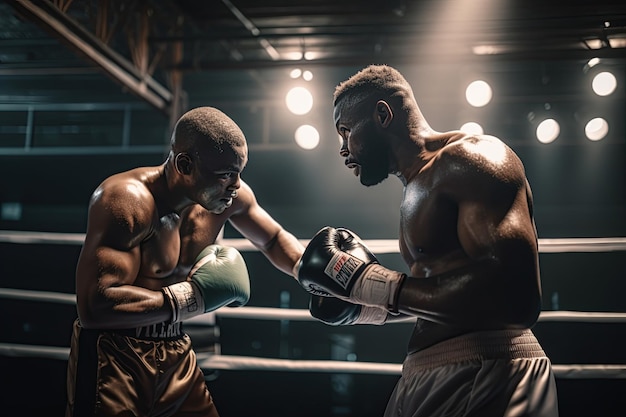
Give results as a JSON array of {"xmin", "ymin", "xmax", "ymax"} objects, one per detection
[{"xmin": 163, "ymin": 245, "xmax": 250, "ymax": 323}]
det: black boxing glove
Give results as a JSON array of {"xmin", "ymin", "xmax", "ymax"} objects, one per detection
[
  {"xmin": 309, "ymin": 295, "xmax": 388, "ymax": 326},
  {"xmin": 296, "ymin": 226, "xmax": 405, "ymax": 312}
]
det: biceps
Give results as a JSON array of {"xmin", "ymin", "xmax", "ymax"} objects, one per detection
[
  {"xmin": 456, "ymin": 201, "xmax": 507, "ymax": 259},
  {"xmin": 457, "ymin": 200, "xmax": 535, "ymax": 261},
  {"xmin": 78, "ymin": 244, "xmax": 141, "ymax": 291}
]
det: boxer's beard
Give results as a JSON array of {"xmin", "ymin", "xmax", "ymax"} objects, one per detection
[{"xmin": 359, "ymin": 138, "xmax": 389, "ymax": 186}]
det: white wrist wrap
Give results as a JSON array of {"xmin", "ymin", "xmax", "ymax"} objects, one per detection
[
  {"xmin": 352, "ymin": 305, "xmax": 388, "ymax": 325},
  {"xmin": 162, "ymin": 281, "xmax": 206, "ymax": 323},
  {"xmin": 350, "ymin": 264, "xmax": 404, "ymax": 311}
]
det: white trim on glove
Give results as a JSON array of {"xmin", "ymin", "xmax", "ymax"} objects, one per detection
[
  {"xmin": 352, "ymin": 305, "xmax": 388, "ymax": 325},
  {"xmin": 349, "ymin": 264, "xmax": 405, "ymax": 311},
  {"xmin": 162, "ymin": 281, "xmax": 206, "ymax": 323}
]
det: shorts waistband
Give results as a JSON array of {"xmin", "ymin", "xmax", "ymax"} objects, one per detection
[
  {"xmin": 403, "ymin": 329, "xmax": 546, "ymax": 373},
  {"xmin": 113, "ymin": 321, "xmax": 184, "ymax": 341}
]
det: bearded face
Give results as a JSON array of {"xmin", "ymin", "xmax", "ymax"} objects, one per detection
[
  {"xmin": 335, "ymin": 101, "xmax": 391, "ymax": 187},
  {"xmin": 356, "ymin": 124, "xmax": 390, "ymax": 186}
]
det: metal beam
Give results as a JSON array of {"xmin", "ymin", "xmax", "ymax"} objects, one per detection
[
  {"xmin": 7, "ymin": 0, "xmax": 175, "ymax": 116},
  {"xmin": 221, "ymin": 0, "xmax": 280, "ymax": 60},
  {"xmin": 168, "ymin": 46, "xmax": 626, "ymax": 72}
]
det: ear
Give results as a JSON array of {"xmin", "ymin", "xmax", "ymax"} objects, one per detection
[
  {"xmin": 174, "ymin": 153, "xmax": 193, "ymax": 175},
  {"xmin": 375, "ymin": 100, "xmax": 393, "ymax": 128}
]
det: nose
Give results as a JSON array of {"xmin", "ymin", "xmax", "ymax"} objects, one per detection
[
  {"xmin": 339, "ymin": 142, "xmax": 349, "ymax": 157},
  {"xmin": 229, "ymin": 173, "xmax": 241, "ymax": 190}
]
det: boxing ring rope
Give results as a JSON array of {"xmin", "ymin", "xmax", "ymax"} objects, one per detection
[
  {"xmin": 1, "ymin": 230, "xmax": 625, "ymax": 380},
  {"xmin": 1, "ymin": 341, "xmax": 624, "ymax": 379},
  {"xmin": 1, "ymin": 287, "xmax": 626, "ymax": 379},
  {"xmin": 2, "ymin": 230, "xmax": 626, "ymax": 253},
  {"xmin": 2, "ymin": 287, "xmax": 626, "ymax": 324}
]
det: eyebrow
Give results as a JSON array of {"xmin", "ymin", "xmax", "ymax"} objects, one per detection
[{"xmin": 215, "ymin": 165, "xmax": 242, "ymax": 173}]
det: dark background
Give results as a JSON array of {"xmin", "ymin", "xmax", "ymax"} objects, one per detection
[{"xmin": 1, "ymin": 1, "xmax": 625, "ymax": 416}]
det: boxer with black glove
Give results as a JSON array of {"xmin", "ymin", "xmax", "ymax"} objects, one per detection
[
  {"xmin": 163, "ymin": 244, "xmax": 250, "ymax": 323},
  {"xmin": 296, "ymin": 226, "xmax": 406, "ymax": 313},
  {"xmin": 303, "ymin": 227, "xmax": 390, "ymax": 325}
]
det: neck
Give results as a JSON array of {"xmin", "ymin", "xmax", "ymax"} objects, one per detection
[
  {"xmin": 391, "ymin": 124, "xmax": 434, "ymax": 184},
  {"xmin": 160, "ymin": 161, "xmax": 193, "ymax": 215}
]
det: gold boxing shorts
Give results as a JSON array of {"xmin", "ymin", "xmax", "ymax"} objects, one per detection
[{"xmin": 66, "ymin": 319, "xmax": 219, "ymax": 417}]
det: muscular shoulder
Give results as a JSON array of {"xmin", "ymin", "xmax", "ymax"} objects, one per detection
[
  {"xmin": 93, "ymin": 171, "xmax": 155, "ymax": 213},
  {"xmin": 88, "ymin": 171, "xmax": 157, "ymax": 245},
  {"xmin": 436, "ymin": 135, "xmax": 526, "ymax": 189}
]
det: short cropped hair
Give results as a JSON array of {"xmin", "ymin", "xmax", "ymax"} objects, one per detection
[
  {"xmin": 171, "ymin": 107, "xmax": 246, "ymax": 154},
  {"xmin": 333, "ymin": 64, "xmax": 414, "ymax": 108}
]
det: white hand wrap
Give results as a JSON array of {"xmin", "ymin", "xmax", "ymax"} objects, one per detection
[
  {"xmin": 352, "ymin": 305, "xmax": 388, "ymax": 325},
  {"xmin": 350, "ymin": 264, "xmax": 405, "ymax": 312},
  {"xmin": 162, "ymin": 281, "xmax": 206, "ymax": 323}
]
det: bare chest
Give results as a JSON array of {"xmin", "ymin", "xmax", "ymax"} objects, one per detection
[
  {"xmin": 138, "ymin": 214, "xmax": 184, "ymax": 282},
  {"xmin": 136, "ymin": 208, "xmax": 228, "ymax": 288},
  {"xmin": 398, "ymin": 182, "xmax": 462, "ymax": 274}
]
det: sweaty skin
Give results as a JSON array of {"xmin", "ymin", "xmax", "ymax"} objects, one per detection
[
  {"xmin": 334, "ymin": 97, "xmax": 541, "ymax": 354},
  {"xmin": 68, "ymin": 107, "xmax": 306, "ymax": 417},
  {"xmin": 76, "ymin": 152, "xmax": 303, "ymax": 330}
]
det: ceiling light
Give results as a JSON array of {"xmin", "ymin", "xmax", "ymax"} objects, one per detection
[
  {"xmin": 460, "ymin": 122, "xmax": 484, "ymax": 135},
  {"xmin": 465, "ymin": 80, "xmax": 492, "ymax": 107},
  {"xmin": 584, "ymin": 118, "xmax": 609, "ymax": 141},
  {"xmin": 536, "ymin": 119, "xmax": 560, "ymax": 144},
  {"xmin": 290, "ymin": 69, "xmax": 302, "ymax": 79},
  {"xmin": 294, "ymin": 125, "xmax": 320, "ymax": 150},
  {"xmin": 591, "ymin": 71, "xmax": 617, "ymax": 96},
  {"xmin": 285, "ymin": 86, "xmax": 313, "ymax": 115}
]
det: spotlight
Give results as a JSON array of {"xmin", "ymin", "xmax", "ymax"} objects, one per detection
[
  {"xmin": 460, "ymin": 122, "xmax": 484, "ymax": 135},
  {"xmin": 584, "ymin": 117, "xmax": 609, "ymax": 141},
  {"xmin": 465, "ymin": 80, "xmax": 492, "ymax": 107},
  {"xmin": 285, "ymin": 86, "xmax": 313, "ymax": 115},
  {"xmin": 294, "ymin": 125, "xmax": 320, "ymax": 150},
  {"xmin": 583, "ymin": 57, "xmax": 601, "ymax": 73},
  {"xmin": 536, "ymin": 118, "xmax": 560, "ymax": 144},
  {"xmin": 591, "ymin": 71, "xmax": 617, "ymax": 96}
]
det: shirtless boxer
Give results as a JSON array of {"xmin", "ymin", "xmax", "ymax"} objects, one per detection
[
  {"xmin": 66, "ymin": 106, "xmax": 304, "ymax": 416},
  {"xmin": 296, "ymin": 65, "xmax": 559, "ymax": 416}
]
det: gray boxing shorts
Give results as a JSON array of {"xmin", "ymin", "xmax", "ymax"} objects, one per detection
[{"xmin": 384, "ymin": 329, "xmax": 558, "ymax": 417}]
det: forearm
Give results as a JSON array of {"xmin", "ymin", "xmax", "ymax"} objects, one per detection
[
  {"xmin": 79, "ymin": 285, "xmax": 171, "ymax": 329},
  {"xmin": 261, "ymin": 229, "xmax": 305, "ymax": 277},
  {"xmin": 296, "ymin": 226, "xmax": 539, "ymax": 329},
  {"xmin": 396, "ymin": 260, "xmax": 540, "ymax": 328}
]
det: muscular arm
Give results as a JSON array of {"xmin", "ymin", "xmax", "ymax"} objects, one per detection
[
  {"xmin": 76, "ymin": 180, "xmax": 171, "ymax": 329},
  {"xmin": 396, "ymin": 140, "xmax": 542, "ymax": 330},
  {"xmin": 228, "ymin": 181, "xmax": 304, "ymax": 277}
]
